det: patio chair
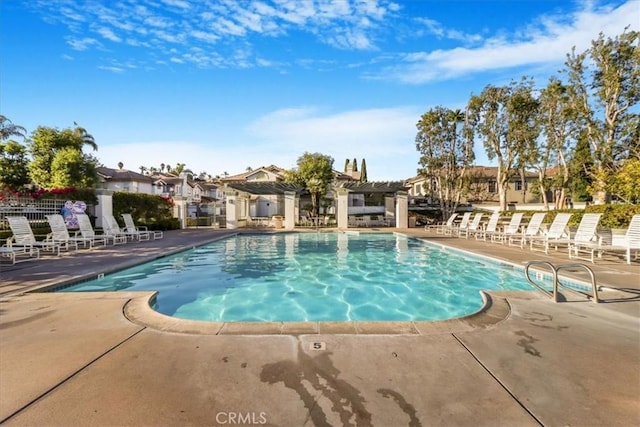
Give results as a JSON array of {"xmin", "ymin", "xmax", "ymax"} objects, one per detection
[
  {"xmin": 491, "ymin": 212, "xmax": 524, "ymax": 244},
  {"xmin": 571, "ymin": 214, "xmax": 640, "ymax": 264},
  {"xmin": 508, "ymin": 213, "xmax": 545, "ymax": 248},
  {"xmin": 75, "ymin": 213, "xmax": 125, "ymax": 246},
  {"xmin": 432, "ymin": 213, "xmax": 458, "ymax": 234},
  {"xmin": 474, "ymin": 212, "xmax": 501, "ymax": 241},
  {"xmin": 529, "ymin": 213, "xmax": 573, "ymax": 254},
  {"xmin": 450, "ymin": 212, "xmax": 472, "ymax": 236},
  {"xmin": 458, "ymin": 213, "xmax": 483, "ymax": 239},
  {"xmin": 102, "ymin": 215, "xmax": 136, "ymax": 242},
  {"xmin": 549, "ymin": 213, "xmax": 602, "ymax": 262},
  {"xmin": 122, "ymin": 213, "xmax": 162, "ymax": 239},
  {"xmin": 0, "ymin": 245, "xmax": 40, "ymax": 264},
  {"xmin": 46, "ymin": 214, "xmax": 94, "ymax": 250},
  {"xmin": 5, "ymin": 216, "xmax": 66, "ymax": 255}
]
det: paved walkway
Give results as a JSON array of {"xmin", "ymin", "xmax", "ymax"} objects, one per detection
[{"xmin": 1, "ymin": 228, "xmax": 638, "ymax": 426}]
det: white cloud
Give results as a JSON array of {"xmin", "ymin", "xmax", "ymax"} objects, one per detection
[
  {"xmin": 66, "ymin": 37, "xmax": 101, "ymax": 51},
  {"xmin": 379, "ymin": 1, "xmax": 638, "ymax": 84},
  {"xmin": 97, "ymin": 106, "xmax": 424, "ymax": 181},
  {"xmin": 247, "ymin": 107, "xmax": 421, "ymax": 158},
  {"xmin": 97, "ymin": 27, "xmax": 121, "ymax": 43}
]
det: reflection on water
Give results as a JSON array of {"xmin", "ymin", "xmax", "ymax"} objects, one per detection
[{"xmin": 59, "ymin": 232, "xmax": 536, "ymax": 322}]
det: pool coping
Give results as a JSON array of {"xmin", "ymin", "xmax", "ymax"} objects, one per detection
[
  {"xmin": 122, "ymin": 289, "xmax": 519, "ymax": 335},
  {"xmin": 25, "ymin": 230, "xmax": 596, "ymax": 335}
]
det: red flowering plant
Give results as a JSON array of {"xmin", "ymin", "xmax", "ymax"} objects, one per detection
[{"xmin": 0, "ymin": 186, "xmax": 97, "ymax": 204}]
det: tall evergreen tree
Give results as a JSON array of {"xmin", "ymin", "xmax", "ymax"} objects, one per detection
[
  {"xmin": 360, "ymin": 159, "xmax": 368, "ymax": 183},
  {"xmin": 569, "ymin": 132, "xmax": 594, "ymax": 201}
]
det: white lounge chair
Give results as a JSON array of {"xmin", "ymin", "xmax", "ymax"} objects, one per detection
[
  {"xmin": 46, "ymin": 214, "xmax": 93, "ymax": 250},
  {"xmin": 529, "ymin": 213, "xmax": 573, "ymax": 254},
  {"xmin": 458, "ymin": 213, "xmax": 483, "ymax": 239},
  {"xmin": 6, "ymin": 216, "xmax": 65, "ymax": 255},
  {"xmin": 432, "ymin": 213, "xmax": 458, "ymax": 234},
  {"xmin": 0, "ymin": 245, "xmax": 40, "ymax": 264},
  {"xmin": 558, "ymin": 213, "xmax": 603, "ymax": 262},
  {"xmin": 491, "ymin": 212, "xmax": 524, "ymax": 244},
  {"xmin": 75, "ymin": 213, "xmax": 124, "ymax": 246},
  {"xmin": 102, "ymin": 215, "xmax": 135, "ymax": 242},
  {"xmin": 508, "ymin": 213, "xmax": 545, "ymax": 248},
  {"xmin": 475, "ymin": 212, "xmax": 501, "ymax": 241},
  {"xmin": 571, "ymin": 214, "xmax": 640, "ymax": 264},
  {"xmin": 122, "ymin": 213, "xmax": 163, "ymax": 239},
  {"xmin": 451, "ymin": 212, "xmax": 472, "ymax": 236}
]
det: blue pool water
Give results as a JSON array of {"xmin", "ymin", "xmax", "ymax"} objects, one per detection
[{"xmin": 59, "ymin": 232, "xmax": 537, "ymax": 322}]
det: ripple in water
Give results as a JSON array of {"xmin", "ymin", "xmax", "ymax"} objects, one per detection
[{"xmin": 60, "ymin": 233, "xmax": 536, "ymax": 322}]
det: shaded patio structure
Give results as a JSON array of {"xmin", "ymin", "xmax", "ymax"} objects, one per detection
[
  {"xmin": 223, "ymin": 182, "xmax": 305, "ymax": 229},
  {"xmin": 334, "ymin": 181, "xmax": 410, "ymax": 229},
  {"xmin": 223, "ymin": 181, "xmax": 411, "ymax": 229}
]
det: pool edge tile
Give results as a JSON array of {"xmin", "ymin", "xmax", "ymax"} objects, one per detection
[
  {"xmin": 355, "ymin": 321, "xmax": 420, "ymax": 335},
  {"xmin": 218, "ymin": 322, "xmax": 283, "ymax": 335}
]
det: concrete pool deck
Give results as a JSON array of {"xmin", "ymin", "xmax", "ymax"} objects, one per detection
[{"xmin": 1, "ymin": 228, "xmax": 638, "ymax": 426}]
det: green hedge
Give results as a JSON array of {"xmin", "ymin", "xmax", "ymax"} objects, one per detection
[
  {"xmin": 510, "ymin": 204, "xmax": 640, "ymax": 228},
  {"xmin": 112, "ymin": 192, "xmax": 180, "ymax": 231}
]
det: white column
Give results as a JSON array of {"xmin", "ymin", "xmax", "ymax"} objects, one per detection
[
  {"xmin": 94, "ymin": 190, "xmax": 113, "ymax": 228},
  {"xmin": 284, "ymin": 191, "xmax": 297, "ymax": 230},
  {"xmin": 395, "ymin": 191, "xmax": 408, "ymax": 228},
  {"xmin": 173, "ymin": 197, "xmax": 188, "ymax": 229},
  {"xmin": 336, "ymin": 188, "xmax": 350, "ymax": 229},
  {"xmin": 385, "ymin": 196, "xmax": 395, "ymax": 225},
  {"xmin": 225, "ymin": 191, "xmax": 239, "ymax": 229}
]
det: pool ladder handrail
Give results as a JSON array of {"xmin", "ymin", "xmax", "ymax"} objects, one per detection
[{"xmin": 524, "ymin": 261, "xmax": 600, "ymax": 303}]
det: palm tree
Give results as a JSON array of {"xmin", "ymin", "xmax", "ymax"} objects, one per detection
[
  {"xmin": 73, "ymin": 122, "xmax": 98, "ymax": 151},
  {"xmin": 0, "ymin": 115, "xmax": 27, "ymax": 141},
  {"xmin": 139, "ymin": 166, "xmax": 147, "ymax": 175}
]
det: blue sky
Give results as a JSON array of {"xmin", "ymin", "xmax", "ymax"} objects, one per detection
[{"xmin": 1, "ymin": 0, "xmax": 637, "ymax": 181}]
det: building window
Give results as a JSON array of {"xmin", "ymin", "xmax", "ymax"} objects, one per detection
[
  {"xmin": 488, "ymin": 181, "xmax": 497, "ymax": 193},
  {"xmin": 515, "ymin": 180, "xmax": 523, "ymax": 191}
]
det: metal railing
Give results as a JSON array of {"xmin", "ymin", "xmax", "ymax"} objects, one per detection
[
  {"xmin": 0, "ymin": 198, "xmax": 67, "ymax": 230},
  {"xmin": 524, "ymin": 260, "xmax": 600, "ymax": 303}
]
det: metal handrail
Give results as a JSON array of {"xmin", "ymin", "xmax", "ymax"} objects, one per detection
[
  {"xmin": 556, "ymin": 263, "xmax": 599, "ymax": 303},
  {"xmin": 524, "ymin": 261, "xmax": 556, "ymax": 300},
  {"xmin": 524, "ymin": 261, "xmax": 600, "ymax": 304}
]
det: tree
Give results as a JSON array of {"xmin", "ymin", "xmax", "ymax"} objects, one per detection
[
  {"xmin": 466, "ymin": 79, "xmax": 537, "ymax": 211},
  {"xmin": 50, "ymin": 147, "xmax": 96, "ymax": 188},
  {"xmin": 360, "ymin": 158, "xmax": 368, "ymax": 183},
  {"xmin": 508, "ymin": 77, "xmax": 540, "ymax": 204},
  {"xmin": 118, "ymin": 162, "xmax": 124, "ymax": 169},
  {"xmin": 173, "ymin": 163, "xmax": 186, "ymax": 175},
  {"xmin": 352, "ymin": 158, "xmax": 358, "ymax": 172},
  {"xmin": 0, "ymin": 115, "xmax": 27, "ymax": 141},
  {"xmin": 466, "ymin": 85, "xmax": 512, "ymax": 211},
  {"xmin": 415, "ymin": 107, "xmax": 474, "ymax": 220},
  {"xmin": 564, "ymin": 29, "xmax": 639, "ymax": 204},
  {"xmin": 535, "ymin": 77, "xmax": 573, "ymax": 209},
  {"xmin": 285, "ymin": 152, "xmax": 334, "ymax": 217},
  {"xmin": 609, "ymin": 158, "xmax": 640, "ymax": 203},
  {"xmin": 28, "ymin": 125, "xmax": 98, "ymax": 189},
  {"xmin": 568, "ymin": 131, "xmax": 594, "ymax": 202},
  {"xmin": 344, "ymin": 158, "xmax": 350, "ymax": 172},
  {"xmin": 139, "ymin": 166, "xmax": 147, "ymax": 175},
  {"xmin": 0, "ymin": 140, "xmax": 30, "ymax": 191}
]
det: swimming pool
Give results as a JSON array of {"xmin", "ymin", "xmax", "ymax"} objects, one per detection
[{"xmin": 59, "ymin": 232, "xmax": 539, "ymax": 322}]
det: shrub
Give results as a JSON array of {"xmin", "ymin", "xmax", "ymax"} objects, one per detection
[{"xmin": 112, "ymin": 192, "xmax": 178, "ymax": 230}]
